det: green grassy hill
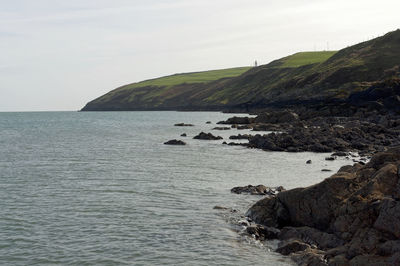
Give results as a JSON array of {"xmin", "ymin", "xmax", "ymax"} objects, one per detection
[
  {"xmin": 269, "ymin": 51, "xmax": 337, "ymax": 68},
  {"xmin": 82, "ymin": 29, "xmax": 400, "ymax": 111},
  {"xmin": 119, "ymin": 67, "xmax": 251, "ymax": 89}
]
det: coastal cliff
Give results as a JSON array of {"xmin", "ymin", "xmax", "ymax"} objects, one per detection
[{"xmin": 82, "ymin": 29, "xmax": 400, "ymax": 112}]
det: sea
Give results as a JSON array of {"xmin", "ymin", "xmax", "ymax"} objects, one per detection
[{"xmin": 0, "ymin": 111, "xmax": 350, "ymax": 265}]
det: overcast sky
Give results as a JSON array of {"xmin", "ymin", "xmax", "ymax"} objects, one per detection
[{"xmin": 1, "ymin": 0, "xmax": 399, "ymax": 111}]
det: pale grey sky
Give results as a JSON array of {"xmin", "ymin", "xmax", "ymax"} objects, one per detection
[{"xmin": 0, "ymin": 0, "xmax": 399, "ymax": 111}]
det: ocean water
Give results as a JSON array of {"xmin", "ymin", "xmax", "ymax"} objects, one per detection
[{"xmin": 0, "ymin": 111, "xmax": 351, "ymax": 265}]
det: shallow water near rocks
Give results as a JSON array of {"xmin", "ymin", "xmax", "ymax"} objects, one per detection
[{"xmin": 0, "ymin": 111, "xmax": 351, "ymax": 265}]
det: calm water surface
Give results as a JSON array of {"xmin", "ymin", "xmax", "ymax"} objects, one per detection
[{"xmin": 0, "ymin": 112, "xmax": 350, "ymax": 265}]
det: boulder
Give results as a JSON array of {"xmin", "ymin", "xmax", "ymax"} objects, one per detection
[
  {"xmin": 164, "ymin": 139, "xmax": 186, "ymax": 145},
  {"xmin": 229, "ymin": 134, "xmax": 251, "ymax": 140},
  {"xmin": 374, "ymin": 198, "xmax": 400, "ymax": 238},
  {"xmin": 276, "ymin": 240, "xmax": 310, "ymax": 255},
  {"xmin": 246, "ymin": 224, "xmax": 280, "ymax": 240},
  {"xmin": 231, "ymin": 185, "xmax": 285, "ymax": 196},
  {"xmin": 217, "ymin": 116, "xmax": 254, "ymax": 125},
  {"xmin": 193, "ymin": 132, "xmax": 223, "ymax": 140}
]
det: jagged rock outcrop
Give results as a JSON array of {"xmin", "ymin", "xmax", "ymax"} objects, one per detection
[
  {"xmin": 246, "ymin": 147, "xmax": 400, "ymax": 265},
  {"xmin": 193, "ymin": 132, "xmax": 223, "ymax": 140},
  {"xmin": 248, "ymin": 119, "xmax": 400, "ymax": 154}
]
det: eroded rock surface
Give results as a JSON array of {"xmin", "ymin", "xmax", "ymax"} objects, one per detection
[{"xmin": 231, "ymin": 185, "xmax": 285, "ymax": 196}]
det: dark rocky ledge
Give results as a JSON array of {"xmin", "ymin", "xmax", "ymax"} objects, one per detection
[
  {"xmin": 231, "ymin": 185, "xmax": 285, "ymax": 196},
  {"xmin": 244, "ymin": 147, "xmax": 400, "ymax": 265},
  {"xmin": 217, "ymin": 110, "xmax": 400, "ymax": 155},
  {"xmin": 164, "ymin": 139, "xmax": 186, "ymax": 145},
  {"xmin": 193, "ymin": 132, "xmax": 223, "ymax": 140}
]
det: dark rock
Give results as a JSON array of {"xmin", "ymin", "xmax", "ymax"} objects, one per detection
[
  {"xmin": 325, "ymin": 156, "xmax": 336, "ymax": 161},
  {"xmin": 231, "ymin": 185, "xmax": 285, "ymax": 196},
  {"xmin": 247, "ymin": 118, "xmax": 400, "ymax": 154},
  {"xmin": 337, "ymin": 164, "xmax": 362, "ymax": 173},
  {"xmin": 306, "ymin": 160, "xmax": 312, "ymax": 164},
  {"xmin": 174, "ymin": 123, "xmax": 194, "ymax": 126},
  {"xmin": 237, "ymin": 124, "xmax": 253, "ymax": 130},
  {"xmin": 213, "ymin": 205, "xmax": 230, "ymax": 210},
  {"xmin": 321, "ymin": 169, "xmax": 332, "ymax": 172},
  {"xmin": 252, "ymin": 123, "xmax": 283, "ymax": 131},
  {"xmin": 246, "ymin": 224, "xmax": 280, "ymax": 240},
  {"xmin": 164, "ymin": 139, "xmax": 186, "ymax": 145},
  {"xmin": 180, "ymin": 133, "xmax": 187, "ymax": 137},
  {"xmin": 290, "ymin": 248, "xmax": 327, "ymax": 266},
  {"xmin": 374, "ymin": 198, "xmax": 400, "ymax": 238},
  {"xmin": 331, "ymin": 152, "xmax": 348, "ymax": 157},
  {"xmin": 238, "ymin": 219, "xmax": 250, "ymax": 227},
  {"xmin": 227, "ymin": 142, "xmax": 245, "ymax": 146},
  {"xmin": 276, "ymin": 240, "xmax": 310, "ymax": 255},
  {"xmin": 279, "ymin": 227, "xmax": 344, "ymax": 250},
  {"xmin": 212, "ymin": 127, "xmax": 231, "ymax": 130},
  {"xmin": 217, "ymin": 116, "xmax": 254, "ymax": 125},
  {"xmin": 206, "ymin": 121, "xmax": 212, "ymax": 124},
  {"xmin": 245, "ymin": 148, "xmax": 400, "ymax": 264},
  {"xmin": 229, "ymin": 134, "xmax": 251, "ymax": 140},
  {"xmin": 254, "ymin": 110, "xmax": 299, "ymax": 124},
  {"xmin": 193, "ymin": 132, "xmax": 223, "ymax": 140}
]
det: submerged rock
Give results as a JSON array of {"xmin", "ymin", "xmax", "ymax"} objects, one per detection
[
  {"xmin": 213, "ymin": 205, "xmax": 230, "ymax": 210},
  {"xmin": 174, "ymin": 123, "xmax": 194, "ymax": 127},
  {"xmin": 164, "ymin": 139, "xmax": 186, "ymax": 145},
  {"xmin": 212, "ymin": 127, "xmax": 231, "ymax": 130},
  {"xmin": 231, "ymin": 185, "xmax": 285, "ymax": 196},
  {"xmin": 193, "ymin": 132, "xmax": 223, "ymax": 140}
]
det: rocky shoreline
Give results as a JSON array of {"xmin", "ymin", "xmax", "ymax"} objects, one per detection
[
  {"xmin": 217, "ymin": 109, "xmax": 400, "ymax": 156},
  {"xmin": 168, "ymin": 104, "xmax": 399, "ymax": 265},
  {"xmin": 238, "ymin": 148, "xmax": 400, "ymax": 265}
]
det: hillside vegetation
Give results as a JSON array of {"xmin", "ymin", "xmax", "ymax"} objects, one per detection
[
  {"xmin": 82, "ymin": 29, "xmax": 400, "ymax": 111},
  {"xmin": 119, "ymin": 67, "xmax": 251, "ymax": 89}
]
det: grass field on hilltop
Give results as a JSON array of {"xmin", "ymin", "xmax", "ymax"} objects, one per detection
[
  {"xmin": 276, "ymin": 51, "xmax": 337, "ymax": 68},
  {"xmin": 119, "ymin": 67, "xmax": 252, "ymax": 90}
]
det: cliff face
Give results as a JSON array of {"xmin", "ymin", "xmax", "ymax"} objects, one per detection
[
  {"xmin": 246, "ymin": 147, "xmax": 400, "ymax": 265},
  {"xmin": 82, "ymin": 30, "xmax": 400, "ymax": 112}
]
